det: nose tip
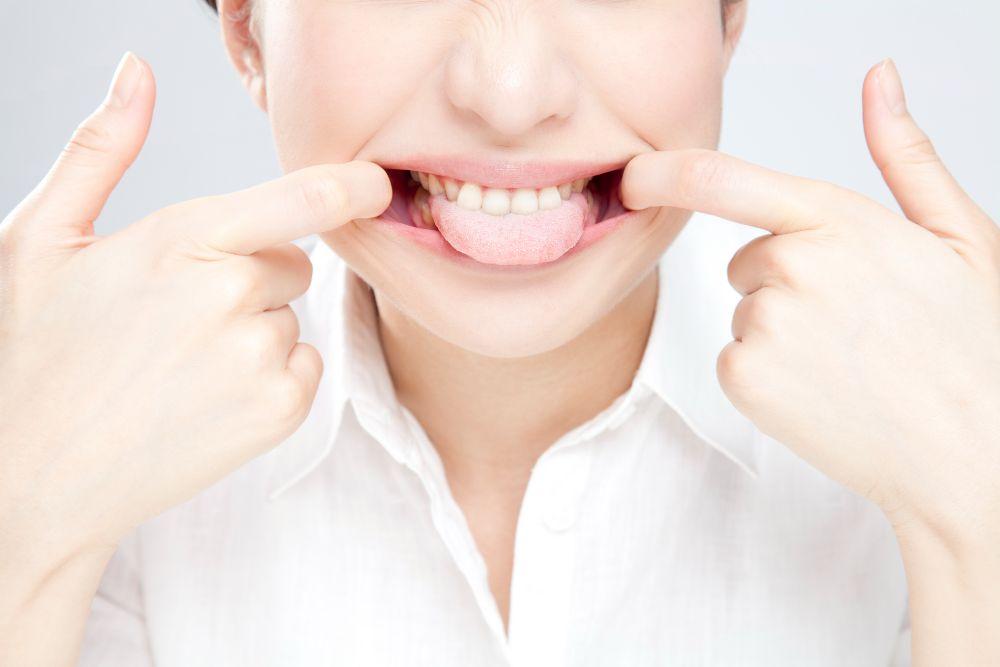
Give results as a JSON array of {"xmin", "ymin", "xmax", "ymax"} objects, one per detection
[{"xmin": 445, "ymin": 26, "xmax": 578, "ymax": 139}]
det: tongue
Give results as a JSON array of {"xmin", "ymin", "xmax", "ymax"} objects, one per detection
[{"xmin": 430, "ymin": 192, "xmax": 591, "ymax": 266}]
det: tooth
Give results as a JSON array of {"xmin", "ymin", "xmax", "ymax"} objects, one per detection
[
  {"xmin": 538, "ymin": 186, "xmax": 562, "ymax": 211},
  {"xmin": 482, "ymin": 188, "xmax": 511, "ymax": 216},
  {"xmin": 510, "ymin": 188, "xmax": 539, "ymax": 215},
  {"xmin": 427, "ymin": 174, "xmax": 444, "ymax": 196},
  {"xmin": 418, "ymin": 171, "xmax": 430, "ymax": 190},
  {"xmin": 442, "ymin": 178, "xmax": 460, "ymax": 201},
  {"xmin": 571, "ymin": 178, "xmax": 586, "ymax": 193},
  {"xmin": 558, "ymin": 182, "xmax": 572, "ymax": 200},
  {"xmin": 456, "ymin": 182, "xmax": 483, "ymax": 211},
  {"xmin": 412, "ymin": 188, "xmax": 433, "ymax": 228},
  {"xmin": 584, "ymin": 188, "xmax": 595, "ymax": 209},
  {"xmin": 409, "ymin": 170, "xmax": 421, "ymax": 184},
  {"xmin": 419, "ymin": 203, "xmax": 434, "ymax": 228}
]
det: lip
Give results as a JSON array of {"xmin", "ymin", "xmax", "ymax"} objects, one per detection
[
  {"xmin": 352, "ymin": 157, "xmax": 644, "ymax": 273},
  {"xmin": 357, "ymin": 206, "xmax": 645, "ymax": 275},
  {"xmin": 376, "ymin": 155, "xmax": 628, "ymax": 189}
]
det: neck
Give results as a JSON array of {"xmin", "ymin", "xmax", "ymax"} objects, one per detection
[{"xmin": 374, "ymin": 264, "xmax": 659, "ymax": 487}]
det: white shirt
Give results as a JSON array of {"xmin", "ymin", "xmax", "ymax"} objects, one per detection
[{"xmin": 79, "ymin": 216, "xmax": 912, "ymax": 666}]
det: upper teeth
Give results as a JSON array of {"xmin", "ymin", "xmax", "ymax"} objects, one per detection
[{"xmin": 410, "ymin": 170, "xmax": 590, "ymax": 217}]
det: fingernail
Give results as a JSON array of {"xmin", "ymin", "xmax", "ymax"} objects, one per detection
[
  {"xmin": 107, "ymin": 51, "xmax": 143, "ymax": 109},
  {"xmin": 876, "ymin": 58, "xmax": 907, "ymax": 117}
]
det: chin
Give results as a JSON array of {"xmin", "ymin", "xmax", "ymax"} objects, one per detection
[{"xmin": 321, "ymin": 195, "xmax": 686, "ymax": 359}]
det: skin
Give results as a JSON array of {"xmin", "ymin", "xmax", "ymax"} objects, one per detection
[
  {"xmin": 620, "ymin": 61, "xmax": 1000, "ymax": 662},
  {"xmin": 0, "ymin": 1, "xmax": 997, "ymax": 666},
  {"xmin": 219, "ymin": 0, "xmax": 744, "ymax": 626}
]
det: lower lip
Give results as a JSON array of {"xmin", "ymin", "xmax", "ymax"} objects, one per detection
[{"xmin": 363, "ymin": 207, "xmax": 643, "ymax": 273}]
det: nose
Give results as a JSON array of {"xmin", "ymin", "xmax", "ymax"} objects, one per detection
[{"xmin": 444, "ymin": 8, "xmax": 578, "ymax": 140}]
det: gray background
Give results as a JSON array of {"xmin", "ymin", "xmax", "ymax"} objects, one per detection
[{"xmin": 2, "ymin": 1, "xmax": 997, "ymax": 236}]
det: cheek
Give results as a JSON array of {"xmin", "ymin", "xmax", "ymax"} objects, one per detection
[
  {"xmin": 262, "ymin": 4, "xmax": 448, "ymax": 171},
  {"xmin": 570, "ymin": 6, "xmax": 724, "ymax": 149}
]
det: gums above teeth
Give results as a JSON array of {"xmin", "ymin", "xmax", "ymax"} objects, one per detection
[{"xmin": 409, "ymin": 170, "xmax": 590, "ymax": 218}]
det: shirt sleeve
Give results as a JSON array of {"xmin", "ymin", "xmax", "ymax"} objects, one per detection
[
  {"xmin": 889, "ymin": 599, "xmax": 911, "ymax": 667},
  {"xmin": 76, "ymin": 528, "xmax": 154, "ymax": 667}
]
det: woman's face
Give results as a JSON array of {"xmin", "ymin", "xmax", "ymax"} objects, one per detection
[{"xmin": 225, "ymin": 0, "xmax": 746, "ymax": 358}]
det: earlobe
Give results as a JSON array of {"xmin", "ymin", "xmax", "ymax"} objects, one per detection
[
  {"xmin": 240, "ymin": 48, "xmax": 268, "ymax": 112},
  {"xmin": 217, "ymin": 0, "xmax": 268, "ymax": 112},
  {"xmin": 721, "ymin": 0, "xmax": 748, "ymax": 73}
]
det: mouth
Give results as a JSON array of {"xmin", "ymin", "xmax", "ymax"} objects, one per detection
[{"xmin": 366, "ymin": 159, "xmax": 639, "ymax": 268}]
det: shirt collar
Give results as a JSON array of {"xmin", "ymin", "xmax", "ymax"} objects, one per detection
[
  {"xmin": 634, "ymin": 224, "xmax": 762, "ymax": 479},
  {"xmin": 268, "ymin": 221, "xmax": 760, "ymax": 500}
]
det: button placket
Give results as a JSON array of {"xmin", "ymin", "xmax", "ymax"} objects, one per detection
[
  {"xmin": 398, "ymin": 407, "xmax": 510, "ymax": 646},
  {"xmin": 507, "ymin": 443, "xmax": 595, "ymax": 667},
  {"xmin": 539, "ymin": 445, "xmax": 592, "ymax": 533},
  {"xmin": 542, "ymin": 484, "xmax": 580, "ymax": 533}
]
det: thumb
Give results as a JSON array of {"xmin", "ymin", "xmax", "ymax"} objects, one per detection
[
  {"xmin": 18, "ymin": 51, "xmax": 155, "ymax": 239},
  {"xmin": 862, "ymin": 58, "xmax": 994, "ymax": 246}
]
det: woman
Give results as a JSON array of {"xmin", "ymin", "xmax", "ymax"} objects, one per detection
[{"xmin": 1, "ymin": 0, "xmax": 997, "ymax": 664}]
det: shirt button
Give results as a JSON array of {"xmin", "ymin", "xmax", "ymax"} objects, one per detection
[{"xmin": 543, "ymin": 496, "xmax": 578, "ymax": 532}]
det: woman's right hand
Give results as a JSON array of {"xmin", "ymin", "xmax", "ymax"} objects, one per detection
[{"xmin": 0, "ymin": 52, "xmax": 392, "ymax": 575}]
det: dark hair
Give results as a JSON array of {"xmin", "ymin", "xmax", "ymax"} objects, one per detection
[
  {"xmin": 201, "ymin": 0, "xmax": 739, "ymax": 17},
  {"xmin": 201, "ymin": 0, "xmax": 739, "ymax": 34}
]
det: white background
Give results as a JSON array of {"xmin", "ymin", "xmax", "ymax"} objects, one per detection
[{"xmin": 2, "ymin": 1, "xmax": 997, "ymax": 236}]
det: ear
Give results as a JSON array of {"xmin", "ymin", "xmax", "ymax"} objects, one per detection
[
  {"xmin": 721, "ymin": 0, "xmax": 748, "ymax": 73},
  {"xmin": 217, "ymin": 0, "xmax": 268, "ymax": 112}
]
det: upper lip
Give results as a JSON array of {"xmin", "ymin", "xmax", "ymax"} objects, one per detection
[{"xmin": 376, "ymin": 155, "xmax": 628, "ymax": 189}]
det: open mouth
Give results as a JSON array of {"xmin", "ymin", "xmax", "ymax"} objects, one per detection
[{"xmin": 374, "ymin": 166, "xmax": 631, "ymax": 267}]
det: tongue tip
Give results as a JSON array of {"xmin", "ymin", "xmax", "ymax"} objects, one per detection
[{"xmin": 430, "ymin": 193, "xmax": 589, "ymax": 266}]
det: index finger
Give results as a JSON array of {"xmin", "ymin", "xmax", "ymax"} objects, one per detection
[
  {"xmin": 177, "ymin": 160, "xmax": 392, "ymax": 256},
  {"xmin": 620, "ymin": 149, "xmax": 888, "ymax": 236}
]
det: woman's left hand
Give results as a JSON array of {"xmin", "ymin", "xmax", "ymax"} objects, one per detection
[{"xmin": 620, "ymin": 58, "xmax": 1000, "ymax": 546}]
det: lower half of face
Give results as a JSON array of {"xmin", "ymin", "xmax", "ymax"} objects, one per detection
[{"xmin": 261, "ymin": 0, "xmax": 727, "ymax": 358}]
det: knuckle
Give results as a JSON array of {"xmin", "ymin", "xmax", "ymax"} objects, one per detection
[
  {"xmin": 678, "ymin": 150, "xmax": 730, "ymax": 204},
  {"xmin": 288, "ymin": 243, "xmax": 312, "ymax": 273},
  {"xmin": 62, "ymin": 118, "xmax": 120, "ymax": 166},
  {"xmin": 731, "ymin": 289, "xmax": 786, "ymax": 344},
  {"xmin": 280, "ymin": 306, "xmax": 302, "ymax": 342},
  {"xmin": 897, "ymin": 133, "xmax": 939, "ymax": 166},
  {"xmin": 727, "ymin": 236, "xmax": 764, "ymax": 288},
  {"xmin": 236, "ymin": 320, "xmax": 284, "ymax": 369},
  {"xmin": 216, "ymin": 266, "xmax": 259, "ymax": 310},
  {"xmin": 716, "ymin": 340, "xmax": 754, "ymax": 395},
  {"xmin": 728, "ymin": 237, "xmax": 806, "ymax": 294},
  {"xmin": 281, "ymin": 244, "xmax": 314, "ymax": 297},
  {"xmin": 149, "ymin": 197, "xmax": 225, "ymax": 257},
  {"xmin": 760, "ymin": 243, "xmax": 805, "ymax": 290},
  {"xmin": 743, "ymin": 290, "xmax": 782, "ymax": 337},
  {"xmin": 296, "ymin": 168, "xmax": 349, "ymax": 221},
  {"xmin": 269, "ymin": 373, "xmax": 311, "ymax": 423},
  {"xmin": 880, "ymin": 132, "xmax": 940, "ymax": 176},
  {"xmin": 293, "ymin": 260, "xmax": 314, "ymax": 299}
]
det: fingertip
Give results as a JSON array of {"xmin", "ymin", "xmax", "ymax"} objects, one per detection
[
  {"xmin": 867, "ymin": 58, "xmax": 888, "ymax": 83},
  {"xmin": 619, "ymin": 153, "xmax": 651, "ymax": 211},
  {"xmin": 344, "ymin": 160, "xmax": 393, "ymax": 218},
  {"xmin": 621, "ymin": 151, "xmax": 670, "ymax": 211},
  {"xmin": 874, "ymin": 57, "xmax": 908, "ymax": 117}
]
